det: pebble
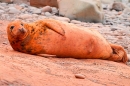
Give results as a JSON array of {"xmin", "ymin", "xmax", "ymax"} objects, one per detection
[
  {"xmin": 42, "ymin": 6, "xmax": 52, "ymax": 13},
  {"xmin": 75, "ymin": 74, "xmax": 85, "ymax": 79},
  {"xmin": 44, "ymin": 12, "xmax": 52, "ymax": 17},
  {"xmin": 32, "ymin": 9, "xmax": 42, "ymax": 14},
  {"xmin": 51, "ymin": 16, "xmax": 70, "ymax": 22},
  {"xmin": 52, "ymin": 7, "xmax": 58, "ymax": 14},
  {"xmin": 0, "ymin": 3, "xmax": 7, "ymax": 7},
  {"xmin": 71, "ymin": 20, "xmax": 82, "ymax": 24},
  {"xmin": 8, "ymin": 7, "xmax": 21, "ymax": 14},
  {"xmin": 18, "ymin": 14, "xmax": 32, "ymax": 19},
  {"xmin": 0, "ymin": 10, "xmax": 4, "ymax": 14}
]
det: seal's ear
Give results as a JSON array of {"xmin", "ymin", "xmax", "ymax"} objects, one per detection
[{"xmin": 44, "ymin": 20, "xmax": 65, "ymax": 36}]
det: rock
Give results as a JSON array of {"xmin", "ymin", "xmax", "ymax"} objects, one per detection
[
  {"xmin": 44, "ymin": 12, "xmax": 52, "ymax": 17},
  {"xmin": 29, "ymin": 7, "xmax": 42, "ymax": 14},
  {"xmin": 110, "ymin": 26, "xmax": 121, "ymax": 31},
  {"xmin": 19, "ymin": 3, "xmax": 28, "ymax": 8},
  {"xmin": 75, "ymin": 74, "xmax": 85, "ymax": 79},
  {"xmin": 0, "ymin": 10, "xmax": 4, "ymax": 14},
  {"xmin": 30, "ymin": 0, "xmax": 58, "ymax": 8},
  {"xmin": 58, "ymin": 0, "xmax": 104, "ymax": 23},
  {"xmin": 0, "ymin": 6, "xmax": 5, "ymax": 10},
  {"xmin": 0, "ymin": 2, "xmax": 7, "ymax": 7},
  {"xmin": 101, "ymin": 0, "xmax": 122, "ymax": 4},
  {"xmin": 0, "ymin": 0, "xmax": 13, "ymax": 3},
  {"xmin": 111, "ymin": 2, "xmax": 125, "ymax": 11},
  {"xmin": 14, "ymin": 5, "xmax": 23, "ymax": 10},
  {"xmin": 122, "ymin": 7, "xmax": 130, "ymax": 15},
  {"xmin": 128, "ymin": 54, "xmax": 130, "ymax": 62},
  {"xmin": 52, "ymin": 7, "xmax": 58, "ymax": 14},
  {"xmin": 8, "ymin": 7, "xmax": 21, "ymax": 14},
  {"xmin": 51, "ymin": 16, "xmax": 70, "ymax": 23},
  {"xmin": 71, "ymin": 20, "xmax": 82, "ymax": 24},
  {"xmin": 18, "ymin": 14, "xmax": 32, "ymax": 19},
  {"xmin": 42, "ymin": 6, "xmax": 52, "ymax": 13},
  {"xmin": 32, "ymin": 9, "xmax": 42, "ymax": 14},
  {"xmin": 124, "ymin": 22, "xmax": 130, "ymax": 26}
]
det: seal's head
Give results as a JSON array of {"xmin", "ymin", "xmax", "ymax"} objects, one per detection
[{"xmin": 7, "ymin": 19, "xmax": 28, "ymax": 40}]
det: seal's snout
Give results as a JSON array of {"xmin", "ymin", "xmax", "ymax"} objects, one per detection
[{"xmin": 19, "ymin": 28, "xmax": 26, "ymax": 33}]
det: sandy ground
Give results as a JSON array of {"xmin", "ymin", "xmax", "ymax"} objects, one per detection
[{"xmin": 0, "ymin": 20, "xmax": 130, "ymax": 86}]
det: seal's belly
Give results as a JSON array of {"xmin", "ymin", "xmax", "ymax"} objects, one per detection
[{"xmin": 29, "ymin": 25, "xmax": 112, "ymax": 59}]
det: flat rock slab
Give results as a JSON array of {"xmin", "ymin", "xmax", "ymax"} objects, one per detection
[{"xmin": 0, "ymin": 20, "xmax": 130, "ymax": 86}]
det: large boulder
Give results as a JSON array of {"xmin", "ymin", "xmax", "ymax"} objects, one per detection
[
  {"xmin": 58, "ymin": 0, "xmax": 104, "ymax": 23},
  {"xmin": 30, "ymin": 0, "xmax": 58, "ymax": 8}
]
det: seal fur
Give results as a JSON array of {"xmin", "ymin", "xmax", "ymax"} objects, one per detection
[{"xmin": 7, "ymin": 19, "xmax": 128, "ymax": 63}]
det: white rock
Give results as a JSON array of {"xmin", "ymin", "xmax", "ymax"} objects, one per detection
[
  {"xmin": 8, "ymin": 7, "xmax": 21, "ymax": 14},
  {"xmin": 32, "ymin": 9, "xmax": 42, "ymax": 14},
  {"xmin": 44, "ymin": 12, "xmax": 52, "ymax": 17},
  {"xmin": 52, "ymin": 7, "xmax": 58, "ymax": 14},
  {"xmin": 71, "ymin": 20, "xmax": 82, "ymax": 24},
  {"xmin": 0, "ymin": 3, "xmax": 7, "ymax": 7},
  {"xmin": 18, "ymin": 14, "xmax": 32, "ymax": 19},
  {"xmin": 0, "ymin": 6, "xmax": 5, "ymax": 10},
  {"xmin": 0, "ymin": 10, "xmax": 4, "ymax": 14},
  {"xmin": 20, "ymin": 3, "xmax": 28, "ymax": 8},
  {"xmin": 58, "ymin": 0, "xmax": 104, "ymax": 23},
  {"xmin": 42, "ymin": 6, "xmax": 52, "ymax": 13}
]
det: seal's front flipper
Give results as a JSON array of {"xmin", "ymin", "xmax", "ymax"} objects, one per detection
[
  {"xmin": 44, "ymin": 20, "xmax": 65, "ymax": 36},
  {"xmin": 109, "ymin": 43, "xmax": 128, "ymax": 64}
]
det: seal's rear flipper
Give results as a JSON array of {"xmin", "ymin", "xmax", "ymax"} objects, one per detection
[
  {"xmin": 109, "ymin": 43, "xmax": 128, "ymax": 64},
  {"xmin": 43, "ymin": 20, "xmax": 65, "ymax": 36}
]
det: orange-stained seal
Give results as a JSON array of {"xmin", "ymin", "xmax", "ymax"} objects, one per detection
[{"xmin": 7, "ymin": 19, "xmax": 128, "ymax": 63}]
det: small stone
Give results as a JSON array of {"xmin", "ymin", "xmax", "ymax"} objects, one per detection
[
  {"xmin": 111, "ymin": 2, "xmax": 125, "ymax": 11},
  {"xmin": 51, "ymin": 16, "xmax": 70, "ymax": 23},
  {"xmin": 20, "ymin": 3, "xmax": 28, "ymax": 8},
  {"xmin": 75, "ymin": 74, "xmax": 85, "ymax": 79},
  {"xmin": 14, "ymin": 5, "xmax": 23, "ymax": 10},
  {"xmin": 32, "ymin": 9, "xmax": 42, "ymax": 14},
  {"xmin": 0, "ymin": 3, "xmax": 7, "ymax": 7},
  {"xmin": 2, "ymin": 42, "xmax": 7, "ymax": 45},
  {"xmin": 0, "ymin": 6, "xmax": 5, "ymax": 10},
  {"xmin": 8, "ymin": 7, "xmax": 21, "ymax": 14},
  {"xmin": 127, "ymin": 54, "xmax": 130, "ymax": 62},
  {"xmin": 18, "ymin": 14, "xmax": 32, "ymax": 19},
  {"xmin": 52, "ymin": 7, "xmax": 58, "ymax": 14},
  {"xmin": 117, "ymin": 11, "xmax": 122, "ymax": 15},
  {"xmin": 111, "ymin": 27, "xmax": 118, "ymax": 31},
  {"xmin": 71, "ymin": 20, "xmax": 82, "ymax": 24},
  {"xmin": 0, "ymin": 10, "xmax": 4, "ymax": 14},
  {"xmin": 42, "ymin": 6, "xmax": 52, "ymax": 13},
  {"xmin": 124, "ymin": 22, "xmax": 130, "ymax": 26},
  {"xmin": 44, "ymin": 12, "xmax": 52, "ymax": 17}
]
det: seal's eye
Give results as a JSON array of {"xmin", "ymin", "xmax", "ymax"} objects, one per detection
[
  {"xmin": 10, "ymin": 26, "xmax": 14, "ymax": 30},
  {"xmin": 21, "ymin": 23, "xmax": 23, "ymax": 26}
]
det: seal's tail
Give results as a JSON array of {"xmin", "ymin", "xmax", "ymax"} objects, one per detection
[{"xmin": 109, "ymin": 43, "xmax": 128, "ymax": 64}]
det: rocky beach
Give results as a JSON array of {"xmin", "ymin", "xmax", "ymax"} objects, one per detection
[{"xmin": 0, "ymin": 0, "xmax": 130, "ymax": 86}]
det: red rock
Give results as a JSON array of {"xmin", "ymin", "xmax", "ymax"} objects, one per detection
[
  {"xmin": 75, "ymin": 74, "xmax": 85, "ymax": 79},
  {"xmin": 0, "ymin": 20, "xmax": 130, "ymax": 86},
  {"xmin": 30, "ymin": 0, "xmax": 58, "ymax": 8}
]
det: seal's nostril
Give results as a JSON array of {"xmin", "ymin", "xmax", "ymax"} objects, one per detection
[
  {"xmin": 10, "ymin": 25, "xmax": 14, "ymax": 30},
  {"xmin": 19, "ymin": 28, "xmax": 25, "ymax": 33},
  {"xmin": 21, "ymin": 23, "xmax": 23, "ymax": 26}
]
